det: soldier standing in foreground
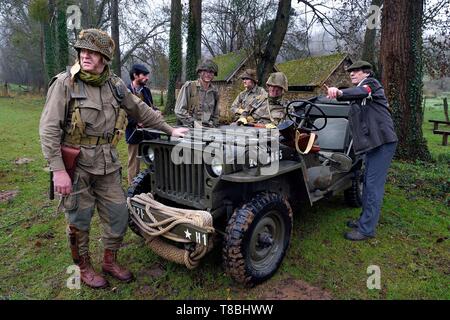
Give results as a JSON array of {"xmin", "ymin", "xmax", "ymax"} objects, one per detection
[
  {"xmin": 39, "ymin": 29, "xmax": 187, "ymax": 289},
  {"xmin": 230, "ymin": 68, "xmax": 267, "ymax": 122},
  {"xmin": 175, "ymin": 59, "xmax": 220, "ymax": 128}
]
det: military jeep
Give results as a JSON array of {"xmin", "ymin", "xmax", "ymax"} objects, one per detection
[{"xmin": 127, "ymin": 97, "xmax": 364, "ymax": 286}]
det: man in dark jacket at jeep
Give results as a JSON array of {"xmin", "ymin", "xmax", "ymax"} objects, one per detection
[
  {"xmin": 126, "ymin": 64, "xmax": 159, "ymax": 185},
  {"xmin": 326, "ymin": 60, "xmax": 398, "ymax": 241}
]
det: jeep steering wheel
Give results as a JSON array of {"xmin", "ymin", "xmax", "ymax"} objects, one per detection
[{"xmin": 286, "ymin": 99, "xmax": 327, "ymax": 132}]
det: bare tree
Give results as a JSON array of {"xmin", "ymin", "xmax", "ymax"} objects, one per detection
[
  {"xmin": 201, "ymin": 0, "xmax": 278, "ymax": 57},
  {"xmin": 110, "ymin": 0, "xmax": 121, "ymax": 76},
  {"xmin": 257, "ymin": 0, "xmax": 292, "ymax": 86}
]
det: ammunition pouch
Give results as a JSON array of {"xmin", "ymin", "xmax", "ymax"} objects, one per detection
[
  {"xmin": 64, "ymin": 76, "xmax": 128, "ymax": 147},
  {"xmin": 187, "ymin": 81, "xmax": 199, "ymax": 115},
  {"xmin": 111, "ymin": 108, "xmax": 128, "ymax": 147}
]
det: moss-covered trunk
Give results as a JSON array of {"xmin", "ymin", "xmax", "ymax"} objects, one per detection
[
  {"xmin": 186, "ymin": 0, "xmax": 202, "ymax": 81},
  {"xmin": 380, "ymin": 0, "xmax": 431, "ymax": 161},
  {"xmin": 56, "ymin": 0, "xmax": 69, "ymax": 72},
  {"xmin": 44, "ymin": 0, "xmax": 57, "ymax": 83},
  {"xmin": 166, "ymin": 0, "xmax": 182, "ymax": 115}
]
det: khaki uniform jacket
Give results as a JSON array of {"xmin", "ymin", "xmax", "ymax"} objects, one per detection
[
  {"xmin": 39, "ymin": 71, "xmax": 172, "ymax": 175},
  {"xmin": 230, "ymin": 85, "xmax": 267, "ymax": 121},
  {"xmin": 175, "ymin": 80, "xmax": 219, "ymax": 127},
  {"xmin": 249, "ymin": 97, "xmax": 287, "ymax": 126}
]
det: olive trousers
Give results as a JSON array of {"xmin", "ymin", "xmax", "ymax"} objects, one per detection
[{"xmin": 62, "ymin": 167, "xmax": 129, "ymax": 255}]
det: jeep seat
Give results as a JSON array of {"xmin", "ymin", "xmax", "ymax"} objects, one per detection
[{"xmin": 313, "ymin": 118, "xmax": 350, "ymax": 152}]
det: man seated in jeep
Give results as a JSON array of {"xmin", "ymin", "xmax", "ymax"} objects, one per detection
[
  {"xmin": 230, "ymin": 69, "xmax": 267, "ymax": 122},
  {"xmin": 235, "ymin": 72, "xmax": 288, "ymax": 129}
]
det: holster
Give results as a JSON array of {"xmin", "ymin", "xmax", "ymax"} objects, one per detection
[{"xmin": 61, "ymin": 145, "xmax": 81, "ymax": 180}]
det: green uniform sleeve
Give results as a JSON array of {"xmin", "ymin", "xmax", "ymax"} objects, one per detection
[{"xmin": 39, "ymin": 77, "xmax": 69, "ymax": 171}]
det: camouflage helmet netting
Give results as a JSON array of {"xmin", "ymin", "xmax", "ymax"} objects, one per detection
[
  {"xmin": 196, "ymin": 59, "xmax": 218, "ymax": 76},
  {"xmin": 74, "ymin": 29, "xmax": 115, "ymax": 61}
]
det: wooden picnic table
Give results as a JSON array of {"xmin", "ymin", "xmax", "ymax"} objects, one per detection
[{"xmin": 429, "ymin": 119, "xmax": 450, "ymax": 146}]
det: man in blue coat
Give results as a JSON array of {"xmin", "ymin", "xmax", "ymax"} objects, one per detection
[
  {"xmin": 326, "ymin": 61, "xmax": 398, "ymax": 241},
  {"xmin": 126, "ymin": 64, "xmax": 159, "ymax": 184}
]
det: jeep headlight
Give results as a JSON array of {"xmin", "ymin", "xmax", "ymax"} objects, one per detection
[
  {"xmin": 210, "ymin": 158, "xmax": 223, "ymax": 176},
  {"xmin": 145, "ymin": 146, "xmax": 155, "ymax": 163}
]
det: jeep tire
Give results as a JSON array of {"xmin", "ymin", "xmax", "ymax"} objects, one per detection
[
  {"xmin": 127, "ymin": 169, "xmax": 152, "ymax": 237},
  {"xmin": 344, "ymin": 167, "xmax": 364, "ymax": 208},
  {"xmin": 222, "ymin": 192, "xmax": 293, "ymax": 286}
]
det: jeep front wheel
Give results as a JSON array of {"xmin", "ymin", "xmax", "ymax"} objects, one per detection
[
  {"xmin": 222, "ymin": 192, "xmax": 293, "ymax": 286},
  {"xmin": 127, "ymin": 169, "xmax": 152, "ymax": 237}
]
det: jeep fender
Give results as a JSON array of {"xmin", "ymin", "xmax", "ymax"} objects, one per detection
[{"xmin": 220, "ymin": 160, "xmax": 312, "ymax": 206}]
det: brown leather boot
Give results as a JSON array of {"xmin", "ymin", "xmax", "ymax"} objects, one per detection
[
  {"xmin": 102, "ymin": 249, "xmax": 134, "ymax": 282},
  {"xmin": 79, "ymin": 255, "xmax": 109, "ymax": 289},
  {"xmin": 68, "ymin": 225, "xmax": 108, "ymax": 289}
]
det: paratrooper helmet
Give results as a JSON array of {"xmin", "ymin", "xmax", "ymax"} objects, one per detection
[
  {"xmin": 266, "ymin": 72, "xmax": 288, "ymax": 92},
  {"xmin": 74, "ymin": 29, "xmax": 115, "ymax": 61}
]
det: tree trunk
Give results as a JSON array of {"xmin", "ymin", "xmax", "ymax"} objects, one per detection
[
  {"xmin": 166, "ymin": 0, "xmax": 183, "ymax": 115},
  {"xmin": 186, "ymin": 0, "xmax": 202, "ymax": 81},
  {"xmin": 257, "ymin": 0, "xmax": 291, "ymax": 87},
  {"xmin": 57, "ymin": 0, "xmax": 69, "ymax": 72},
  {"xmin": 380, "ymin": 0, "xmax": 431, "ymax": 161},
  {"xmin": 110, "ymin": 0, "xmax": 121, "ymax": 77},
  {"xmin": 361, "ymin": 0, "xmax": 383, "ymax": 77},
  {"xmin": 44, "ymin": 0, "xmax": 57, "ymax": 83},
  {"xmin": 81, "ymin": 0, "xmax": 95, "ymax": 28}
]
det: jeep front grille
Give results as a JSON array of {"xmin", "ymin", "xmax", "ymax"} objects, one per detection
[{"xmin": 154, "ymin": 145, "xmax": 205, "ymax": 203}]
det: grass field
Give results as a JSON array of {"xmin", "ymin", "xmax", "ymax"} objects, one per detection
[{"xmin": 0, "ymin": 95, "xmax": 448, "ymax": 300}]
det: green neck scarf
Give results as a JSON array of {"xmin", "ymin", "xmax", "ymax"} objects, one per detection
[
  {"xmin": 78, "ymin": 65, "xmax": 110, "ymax": 87},
  {"xmin": 268, "ymin": 96, "xmax": 282, "ymax": 105}
]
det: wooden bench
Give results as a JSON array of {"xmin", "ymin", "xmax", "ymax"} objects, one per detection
[{"xmin": 429, "ymin": 120, "xmax": 450, "ymax": 146}]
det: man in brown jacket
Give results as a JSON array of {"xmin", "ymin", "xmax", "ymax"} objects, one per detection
[
  {"xmin": 39, "ymin": 29, "xmax": 187, "ymax": 289},
  {"xmin": 175, "ymin": 59, "xmax": 220, "ymax": 128}
]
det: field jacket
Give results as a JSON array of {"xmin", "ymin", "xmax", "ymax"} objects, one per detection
[{"xmin": 39, "ymin": 71, "xmax": 172, "ymax": 175}]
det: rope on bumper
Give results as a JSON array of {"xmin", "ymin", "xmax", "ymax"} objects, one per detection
[{"xmin": 127, "ymin": 193, "xmax": 214, "ymax": 269}]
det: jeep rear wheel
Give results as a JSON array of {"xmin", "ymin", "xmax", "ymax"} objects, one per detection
[
  {"xmin": 222, "ymin": 192, "xmax": 293, "ymax": 286},
  {"xmin": 127, "ymin": 169, "xmax": 152, "ymax": 237}
]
